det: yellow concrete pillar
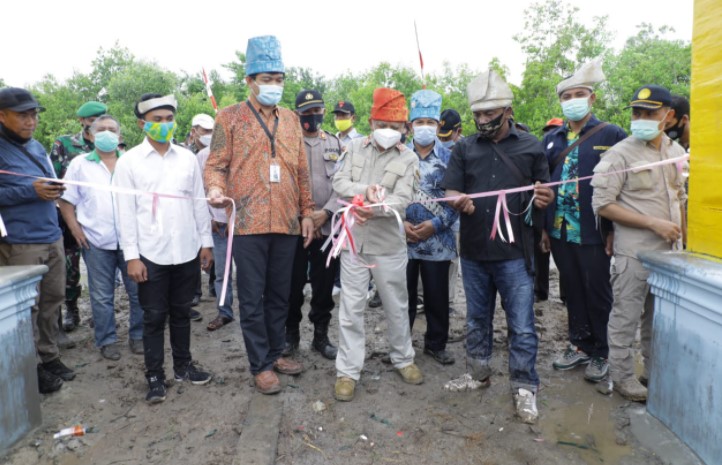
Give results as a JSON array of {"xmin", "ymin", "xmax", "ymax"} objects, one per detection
[{"xmin": 687, "ymin": 0, "xmax": 722, "ymax": 257}]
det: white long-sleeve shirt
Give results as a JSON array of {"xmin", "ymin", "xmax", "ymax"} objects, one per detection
[{"xmin": 113, "ymin": 138, "xmax": 213, "ymax": 265}]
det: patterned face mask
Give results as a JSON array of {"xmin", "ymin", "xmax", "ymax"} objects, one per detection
[
  {"xmin": 475, "ymin": 110, "xmax": 506, "ymax": 140},
  {"xmin": 143, "ymin": 121, "xmax": 177, "ymax": 143}
]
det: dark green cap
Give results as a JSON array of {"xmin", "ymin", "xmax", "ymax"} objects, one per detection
[{"xmin": 76, "ymin": 101, "xmax": 107, "ymax": 118}]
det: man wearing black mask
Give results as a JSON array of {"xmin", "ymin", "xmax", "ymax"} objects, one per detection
[
  {"xmin": 282, "ymin": 89, "xmax": 342, "ymax": 360},
  {"xmin": 664, "ymin": 95, "xmax": 690, "ymax": 151}
]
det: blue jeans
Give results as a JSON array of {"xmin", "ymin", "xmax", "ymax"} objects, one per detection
[
  {"xmin": 212, "ymin": 225, "xmax": 233, "ymax": 319},
  {"xmin": 82, "ymin": 244, "xmax": 143, "ymax": 348},
  {"xmin": 461, "ymin": 258, "xmax": 539, "ymax": 392}
]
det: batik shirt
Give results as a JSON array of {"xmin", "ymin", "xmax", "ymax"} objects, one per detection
[
  {"xmin": 551, "ymin": 131, "xmax": 581, "ymax": 243},
  {"xmin": 405, "ymin": 142, "xmax": 458, "ymax": 261}
]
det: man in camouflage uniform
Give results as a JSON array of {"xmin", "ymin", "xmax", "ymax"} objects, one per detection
[{"xmin": 50, "ymin": 100, "xmax": 107, "ymax": 334}]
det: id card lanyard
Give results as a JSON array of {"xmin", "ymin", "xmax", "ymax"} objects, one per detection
[{"xmin": 247, "ymin": 101, "xmax": 280, "ymax": 182}]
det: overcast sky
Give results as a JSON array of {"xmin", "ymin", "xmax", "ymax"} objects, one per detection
[{"xmin": 1, "ymin": 0, "xmax": 693, "ymax": 89}]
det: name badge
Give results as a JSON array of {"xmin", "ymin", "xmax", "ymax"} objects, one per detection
[{"xmin": 270, "ymin": 163, "xmax": 281, "ymax": 183}]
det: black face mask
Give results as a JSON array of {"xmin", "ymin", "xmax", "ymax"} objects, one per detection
[
  {"xmin": 475, "ymin": 110, "xmax": 506, "ymax": 140},
  {"xmin": 664, "ymin": 120, "xmax": 684, "ymax": 140},
  {"xmin": 300, "ymin": 114, "xmax": 324, "ymax": 133}
]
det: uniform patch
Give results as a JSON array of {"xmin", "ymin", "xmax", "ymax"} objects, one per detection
[
  {"xmin": 593, "ymin": 146, "xmax": 611, "ymax": 151},
  {"xmin": 547, "ymin": 142, "xmax": 554, "ymax": 150}
]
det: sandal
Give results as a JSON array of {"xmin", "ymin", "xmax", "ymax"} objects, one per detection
[{"xmin": 206, "ymin": 315, "xmax": 233, "ymax": 331}]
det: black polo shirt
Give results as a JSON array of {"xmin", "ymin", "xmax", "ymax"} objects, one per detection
[{"xmin": 441, "ymin": 124, "xmax": 549, "ymax": 262}]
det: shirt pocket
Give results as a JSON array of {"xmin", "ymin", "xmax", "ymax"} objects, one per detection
[
  {"xmin": 626, "ymin": 161, "xmax": 653, "ymax": 191},
  {"xmin": 351, "ymin": 155, "xmax": 365, "ymax": 182},
  {"xmin": 380, "ymin": 160, "xmax": 408, "ymax": 190},
  {"xmin": 173, "ymin": 168, "xmax": 195, "ymax": 196},
  {"xmin": 323, "ymin": 151, "xmax": 339, "ymax": 178}
]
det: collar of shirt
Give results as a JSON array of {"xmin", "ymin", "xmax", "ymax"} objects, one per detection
[
  {"xmin": 139, "ymin": 137, "xmax": 180, "ymax": 158},
  {"xmin": 72, "ymin": 130, "xmax": 92, "ymax": 148},
  {"xmin": 85, "ymin": 149, "xmax": 121, "ymax": 162}
]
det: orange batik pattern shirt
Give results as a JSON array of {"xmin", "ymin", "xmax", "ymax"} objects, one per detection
[{"xmin": 204, "ymin": 101, "xmax": 315, "ymax": 235}]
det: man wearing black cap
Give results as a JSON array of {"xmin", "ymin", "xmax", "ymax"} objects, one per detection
[
  {"xmin": 591, "ymin": 85, "xmax": 687, "ymax": 401},
  {"xmin": 0, "ymin": 87, "xmax": 76, "ymax": 393},
  {"xmin": 282, "ymin": 89, "xmax": 342, "ymax": 360},
  {"xmin": 50, "ymin": 100, "xmax": 108, "ymax": 335},
  {"xmin": 436, "ymin": 109, "xmax": 463, "ymax": 150},
  {"xmin": 332, "ymin": 100, "xmax": 364, "ymax": 148}
]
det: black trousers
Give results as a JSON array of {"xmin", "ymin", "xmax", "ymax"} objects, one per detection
[
  {"xmin": 287, "ymin": 236, "xmax": 338, "ymax": 330},
  {"xmin": 407, "ymin": 259, "xmax": 451, "ymax": 351},
  {"xmin": 233, "ymin": 234, "xmax": 296, "ymax": 375},
  {"xmin": 533, "ymin": 228, "xmax": 550, "ymax": 300},
  {"xmin": 138, "ymin": 255, "xmax": 198, "ymax": 379},
  {"xmin": 550, "ymin": 232, "xmax": 612, "ymax": 358}
]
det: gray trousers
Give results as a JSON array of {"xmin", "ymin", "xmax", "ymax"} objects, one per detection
[
  {"xmin": 608, "ymin": 256, "xmax": 654, "ymax": 382},
  {"xmin": 336, "ymin": 250, "xmax": 415, "ymax": 380},
  {"xmin": 0, "ymin": 240, "xmax": 65, "ymax": 363}
]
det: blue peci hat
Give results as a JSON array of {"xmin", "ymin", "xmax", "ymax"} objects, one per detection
[
  {"xmin": 245, "ymin": 35, "xmax": 285, "ymax": 76},
  {"xmin": 409, "ymin": 90, "xmax": 442, "ymax": 122}
]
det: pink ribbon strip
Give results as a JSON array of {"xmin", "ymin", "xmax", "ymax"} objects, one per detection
[{"xmin": 0, "ymin": 169, "xmax": 235, "ymax": 306}]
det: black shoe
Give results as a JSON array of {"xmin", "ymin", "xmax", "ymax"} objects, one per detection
[
  {"xmin": 37, "ymin": 364, "xmax": 63, "ymax": 394},
  {"xmin": 281, "ymin": 330, "xmax": 300, "ymax": 357},
  {"xmin": 146, "ymin": 376, "xmax": 167, "ymax": 404},
  {"xmin": 190, "ymin": 309, "xmax": 203, "ymax": 321},
  {"xmin": 368, "ymin": 291, "xmax": 382, "ymax": 308},
  {"xmin": 100, "ymin": 343, "xmax": 121, "ymax": 361},
  {"xmin": 191, "ymin": 295, "xmax": 201, "ymax": 307},
  {"xmin": 312, "ymin": 324, "xmax": 338, "ymax": 360},
  {"xmin": 57, "ymin": 329, "xmax": 77, "ymax": 350},
  {"xmin": 62, "ymin": 304, "xmax": 81, "ymax": 332},
  {"xmin": 42, "ymin": 358, "xmax": 76, "ymax": 381},
  {"xmin": 174, "ymin": 361, "xmax": 212, "ymax": 385},
  {"xmin": 424, "ymin": 347, "xmax": 455, "ymax": 365}
]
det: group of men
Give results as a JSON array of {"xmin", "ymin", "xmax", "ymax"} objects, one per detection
[{"xmin": 0, "ymin": 34, "xmax": 690, "ymax": 424}]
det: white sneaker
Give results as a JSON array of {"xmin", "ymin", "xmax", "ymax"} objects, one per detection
[
  {"xmin": 513, "ymin": 388, "xmax": 539, "ymax": 424},
  {"xmin": 443, "ymin": 373, "xmax": 489, "ymax": 392}
]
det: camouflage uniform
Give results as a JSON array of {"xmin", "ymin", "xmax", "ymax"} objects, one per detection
[{"xmin": 50, "ymin": 131, "xmax": 94, "ymax": 324}]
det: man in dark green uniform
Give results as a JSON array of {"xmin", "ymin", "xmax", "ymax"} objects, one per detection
[{"xmin": 50, "ymin": 101, "xmax": 107, "ymax": 335}]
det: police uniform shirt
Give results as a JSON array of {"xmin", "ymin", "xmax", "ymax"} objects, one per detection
[{"xmin": 441, "ymin": 123, "xmax": 549, "ymax": 261}]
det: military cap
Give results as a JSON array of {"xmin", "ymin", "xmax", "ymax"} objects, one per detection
[
  {"xmin": 245, "ymin": 35, "xmax": 285, "ymax": 76},
  {"xmin": 77, "ymin": 101, "xmax": 107, "ymax": 118},
  {"xmin": 438, "ymin": 109, "xmax": 462, "ymax": 137},
  {"xmin": 409, "ymin": 90, "xmax": 442, "ymax": 122},
  {"xmin": 628, "ymin": 85, "xmax": 673, "ymax": 110},
  {"xmin": 0, "ymin": 87, "xmax": 44, "ymax": 112},
  {"xmin": 332, "ymin": 100, "xmax": 356, "ymax": 115},
  {"xmin": 295, "ymin": 89, "xmax": 324, "ymax": 112}
]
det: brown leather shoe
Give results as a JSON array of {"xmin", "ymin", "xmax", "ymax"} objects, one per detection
[
  {"xmin": 273, "ymin": 357, "xmax": 304, "ymax": 375},
  {"xmin": 254, "ymin": 370, "xmax": 281, "ymax": 395}
]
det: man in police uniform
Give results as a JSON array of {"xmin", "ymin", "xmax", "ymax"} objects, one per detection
[
  {"xmin": 332, "ymin": 88, "xmax": 423, "ymax": 401},
  {"xmin": 437, "ymin": 109, "xmax": 463, "ymax": 150},
  {"xmin": 592, "ymin": 85, "xmax": 686, "ymax": 402},
  {"xmin": 283, "ymin": 89, "xmax": 342, "ymax": 360},
  {"xmin": 50, "ymin": 100, "xmax": 107, "ymax": 336},
  {"xmin": 442, "ymin": 70, "xmax": 554, "ymax": 424},
  {"xmin": 542, "ymin": 60, "xmax": 627, "ymax": 386}
]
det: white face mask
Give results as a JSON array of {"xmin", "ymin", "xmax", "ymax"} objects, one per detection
[
  {"xmin": 199, "ymin": 134, "xmax": 213, "ymax": 147},
  {"xmin": 373, "ymin": 128, "xmax": 402, "ymax": 150}
]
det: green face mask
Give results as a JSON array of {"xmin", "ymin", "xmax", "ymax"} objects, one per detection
[
  {"xmin": 334, "ymin": 119, "xmax": 353, "ymax": 132},
  {"xmin": 143, "ymin": 120, "xmax": 177, "ymax": 143}
]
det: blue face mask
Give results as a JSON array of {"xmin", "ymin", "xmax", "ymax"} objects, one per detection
[
  {"xmin": 413, "ymin": 125, "xmax": 436, "ymax": 147},
  {"xmin": 255, "ymin": 84, "xmax": 283, "ymax": 107},
  {"xmin": 440, "ymin": 139, "xmax": 455, "ymax": 150},
  {"xmin": 561, "ymin": 98, "xmax": 591, "ymax": 122},
  {"xmin": 630, "ymin": 119, "xmax": 663, "ymax": 141},
  {"xmin": 94, "ymin": 130, "xmax": 119, "ymax": 152}
]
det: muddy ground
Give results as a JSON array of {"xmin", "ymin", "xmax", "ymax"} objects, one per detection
[{"xmin": 1, "ymin": 266, "xmax": 665, "ymax": 465}]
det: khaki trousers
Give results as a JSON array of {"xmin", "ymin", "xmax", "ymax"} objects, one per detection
[
  {"xmin": 0, "ymin": 239, "xmax": 65, "ymax": 363},
  {"xmin": 336, "ymin": 250, "xmax": 415, "ymax": 380},
  {"xmin": 608, "ymin": 255, "xmax": 654, "ymax": 382}
]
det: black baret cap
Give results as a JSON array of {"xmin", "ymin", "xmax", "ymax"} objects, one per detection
[
  {"xmin": 438, "ymin": 109, "xmax": 462, "ymax": 137},
  {"xmin": 332, "ymin": 100, "xmax": 355, "ymax": 115},
  {"xmin": 0, "ymin": 87, "xmax": 45, "ymax": 112}
]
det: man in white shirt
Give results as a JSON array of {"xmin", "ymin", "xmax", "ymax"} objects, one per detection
[
  {"xmin": 59, "ymin": 115, "xmax": 144, "ymax": 361},
  {"xmin": 114, "ymin": 93, "xmax": 214, "ymax": 404}
]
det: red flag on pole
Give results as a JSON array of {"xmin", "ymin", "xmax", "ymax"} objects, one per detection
[
  {"xmin": 414, "ymin": 20, "xmax": 426, "ymax": 89},
  {"xmin": 202, "ymin": 67, "xmax": 219, "ymax": 114}
]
